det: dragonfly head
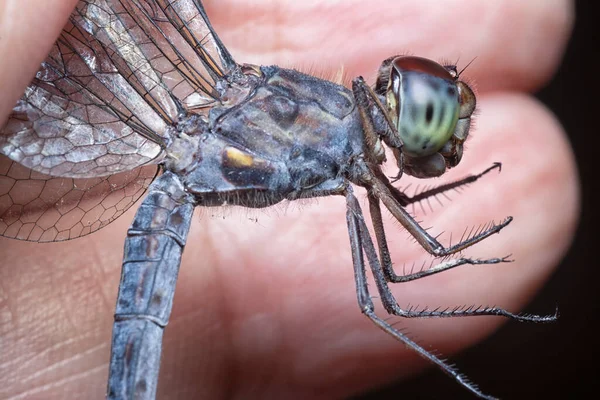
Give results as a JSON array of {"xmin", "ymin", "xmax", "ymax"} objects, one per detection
[{"xmin": 378, "ymin": 56, "xmax": 476, "ymax": 178}]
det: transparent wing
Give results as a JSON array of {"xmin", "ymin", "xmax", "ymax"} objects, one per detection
[
  {"xmin": 1, "ymin": 0, "xmax": 239, "ymax": 179},
  {"xmin": 0, "ymin": 154, "xmax": 158, "ymax": 242},
  {"xmin": 0, "ymin": 37, "xmax": 167, "ymax": 179}
]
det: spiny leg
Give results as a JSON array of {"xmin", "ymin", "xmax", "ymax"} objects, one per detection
[
  {"xmin": 364, "ymin": 193, "xmax": 557, "ymax": 322},
  {"xmin": 352, "ymin": 76, "xmax": 404, "ymax": 174},
  {"xmin": 363, "ymin": 160, "xmax": 512, "ymax": 257},
  {"xmin": 344, "ymin": 187, "xmax": 498, "ymax": 400},
  {"xmin": 367, "ymin": 192, "xmax": 513, "ymax": 283},
  {"xmin": 366, "ymin": 163, "xmax": 530, "ymax": 289},
  {"xmin": 393, "ymin": 162, "xmax": 503, "ymax": 208}
]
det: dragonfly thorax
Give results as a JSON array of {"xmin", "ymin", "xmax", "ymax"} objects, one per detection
[{"xmin": 172, "ymin": 65, "xmax": 364, "ymax": 208}]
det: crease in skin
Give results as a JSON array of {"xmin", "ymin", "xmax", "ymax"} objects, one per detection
[
  {"xmin": 49, "ymin": 274, "xmax": 82, "ymax": 339},
  {"xmin": 18, "ymin": 341, "xmax": 107, "ymax": 385},
  {"xmin": 5, "ymin": 364, "xmax": 105, "ymax": 400},
  {"xmin": 0, "ymin": 334, "xmax": 79, "ymax": 370},
  {"xmin": 1, "ymin": 332, "xmax": 105, "ymax": 392},
  {"xmin": 85, "ymin": 238, "xmax": 122, "ymax": 314}
]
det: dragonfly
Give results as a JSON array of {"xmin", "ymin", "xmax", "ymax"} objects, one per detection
[{"xmin": 0, "ymin": 1, "xmax": 557, "ymax": 399}]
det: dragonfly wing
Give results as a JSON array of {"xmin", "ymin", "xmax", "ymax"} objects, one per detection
[
  {"xmin": 151, "ymin": 0, "xmax": 238, "ymax": 79},
  {"xmin": 1, "ymin": 0, "xmax": 240, "ymax": 179},
  {"xmin": 0, "ymin": 154, "xmax": 158, "ymax": 242},
  {"xmin": 70, "ymin": 0, "xmax": 238, "ymax": 113},
  {"xmin": 0, "ymin": 0, "xmax": 240, "ymax": 239}
]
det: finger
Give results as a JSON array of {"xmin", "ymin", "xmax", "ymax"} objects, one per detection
[
  {"xmin": 0, "ymin": 0, "xmax": 573, "ymax": 124},
  {"xmin": 0, "ymin": 89, "xmax": 577, "ymax": 398},
  {"xmin": 0, "ymin": 0, "xmax": 78, "ymax": 125},
  {"xmin": 207, "ymin": 0, "xmax": 574, "ymax": 93},
  {"xmin": 0, "ymin": 3, "xmax": 577, "ymax": 399}
]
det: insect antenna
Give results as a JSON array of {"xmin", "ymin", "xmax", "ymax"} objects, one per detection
[{"xmin": 458, "ymin": 56, "xmax": 478, "ymax": 78}]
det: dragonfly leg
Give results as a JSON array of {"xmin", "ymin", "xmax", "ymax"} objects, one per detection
[
  {"xmin": 107, "ymin": 172, "xmax": 195, "ymax": 400},
  {"xmin": 367, "ymin": 192, "xmax": 512, "ymax": 283},
  {"xmin": 344, "ymin": 187, "xmax": 498, "ymax": 400},
  {"xmin": 352, "ymin": 76, "xmax": 404, "ymax": 174},
  {"xmin": 399, "ymin": 163, "xmax": 503, "ymax": 206},
  {"xmin": 361, "ymin": 191, "xmax": 557, "ymax": 322},
  {"xmin": 355, "ymin": 159, "xmax": 512, "ymax": 258},
  {"xmin": 376, "ymin": 162, "xmax": 502, "ymax": 213}
]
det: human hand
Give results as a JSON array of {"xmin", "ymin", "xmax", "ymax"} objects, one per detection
[{"xmin": 0, "ymin": 0, "xmax": 577, "ymax": 399}]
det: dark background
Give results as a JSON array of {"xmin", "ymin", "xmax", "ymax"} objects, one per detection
[{"xmin": 360, "ymin": 1, "xmax": 598, "ymax": 399}]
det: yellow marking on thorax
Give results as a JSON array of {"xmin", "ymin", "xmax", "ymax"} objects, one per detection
[{"xmin": 224, "ymin": 146, "xmax": 256, "ymax": 167}]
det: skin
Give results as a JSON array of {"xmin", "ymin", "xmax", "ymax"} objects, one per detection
[{"xmin": 0, "ymin": 0, "xmax": 578, "ymax": 399}]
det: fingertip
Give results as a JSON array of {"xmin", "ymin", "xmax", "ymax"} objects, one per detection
[
  {"xmin": 209, "ymin": 0, "xmax": 574, "ymax": 94},
  {"xmin": 467, "ymin": 0, "xmax": 574, "ymax": 93}
]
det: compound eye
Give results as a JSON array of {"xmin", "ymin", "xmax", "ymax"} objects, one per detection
[
  {"xmin": 393, "ymin": 56, "xmax": 454, "ymax": 80},
  {"xmin": 457, "ymin": 81, "xmax": 476, "ymax": 118},
  {"xmin": 390, "ymin": 57, "xmax": 460, "ymax": 157}
]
